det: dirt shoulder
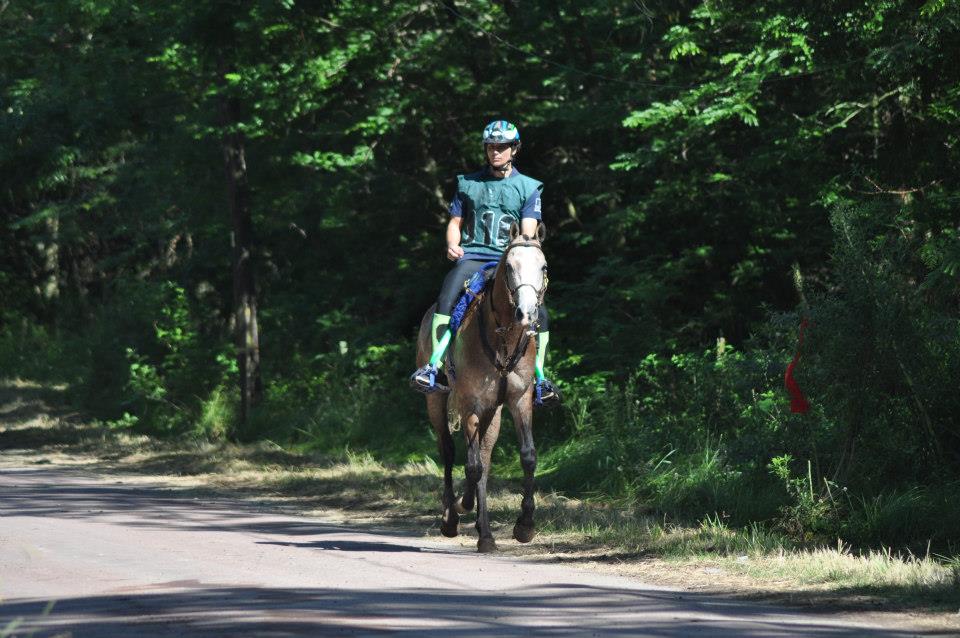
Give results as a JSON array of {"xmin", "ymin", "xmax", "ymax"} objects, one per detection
[{"xmin": 2, "ymin": 379, "xmax": 958, "ymax": 634}]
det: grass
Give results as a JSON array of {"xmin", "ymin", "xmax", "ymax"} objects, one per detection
[
  {"xmin": 1, "ymin": 378, "xmax": 959, "ymax": 627},
  {"xmin": 739, "ymin": 545, "xmax": 958, "ymax": 591}
]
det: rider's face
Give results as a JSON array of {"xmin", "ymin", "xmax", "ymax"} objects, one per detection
[{"xmin": 486, "ymin": 143, "xmax": 515, "ymax": 169}]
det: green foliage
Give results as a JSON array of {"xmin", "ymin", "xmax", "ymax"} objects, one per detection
[
  {"xmin": 0, "ymin": 0, "xmax": 958, "ymax": 558},
  {"xmin": 195, "ymin": 386, "xmax": 236, "ymax": 440},
  {"xmin": 0, "ymin": 322, "xmax": 72, "ymax": 383},
  {"xmin": 796, "ymin": 204, "xmax": 960, "ymax": 481},
  {"xmin": 249, "ymin": 340, "xmax": 432, "ymax": 459},
  {"xmin": 125, "ymin": 348, "xmax": 167, "ymax": 403},
  {"xmin": 110, "ymin": 281, "xmax": 236, "ymax": 435},
  {"xmin": 105, "ymin": 412, "xmax": 140, "ymax": 430},
  {"xmin": 537, "ymin": 342, "xmax": 787, "ymax": 526},
  {"xmin": 768, "ymin": 454, "xmax": 843, "ymax": 543}
]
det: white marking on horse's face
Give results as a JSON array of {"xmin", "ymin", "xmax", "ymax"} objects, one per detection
[{"xmin": 506, "ymin": 245, "xmax": 547, "ymax": 327}]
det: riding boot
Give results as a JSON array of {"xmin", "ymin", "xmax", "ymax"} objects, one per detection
[
  {"xmin": 410, "ymin": 313, "xmax": 452, "ymax": 393},
  {"xmin": 534, "ymin": 331, "xmax": 562, "ymax": 408}
]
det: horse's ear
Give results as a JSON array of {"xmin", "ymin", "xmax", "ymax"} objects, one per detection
[
  {"xmin": 536, "ymin": 222, "xmax": 547, "ymax": 243},
  {"xmin": 509, "ymin": 222, "xmax": 520, "ymax": 242}
]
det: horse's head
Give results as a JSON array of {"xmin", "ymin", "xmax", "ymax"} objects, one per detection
[{"xmin": 500, "ymin": 223, "xmax": 548, "ymax": 330}]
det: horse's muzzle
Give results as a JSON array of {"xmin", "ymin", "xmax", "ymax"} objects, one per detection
[{"xmin": 516, "ymin": 306, "xmax": 539, "ymax": 327}]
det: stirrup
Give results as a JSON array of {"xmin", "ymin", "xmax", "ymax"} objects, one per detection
[
  {"xmin": 535, "ymin": 378, "xmax": 562, "ymax": 409},
  {"xmin": 410, "ymin": 364, "xmax": 449, "ymax": 394}
]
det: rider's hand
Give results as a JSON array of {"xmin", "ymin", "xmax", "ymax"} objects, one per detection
[{"xmin": 446, "ymin": 243, "xmax": 464, "ymax": 261}]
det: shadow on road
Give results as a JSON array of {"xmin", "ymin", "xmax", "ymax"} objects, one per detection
[
  {"xmin": 2, "ymin": 583, "xmax": 949, "ymax": 638},
  {"xmin": 257, "ymin": 539, "xmax": 446, "ymax": 553},
  {"xmin": 0, "ymin": 467, "xmax": 429, "ymax": 541}
]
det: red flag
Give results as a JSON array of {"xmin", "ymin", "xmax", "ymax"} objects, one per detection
[{"xmin": 784, "ymin": 319, "xmax": 810, "ymax": 414}]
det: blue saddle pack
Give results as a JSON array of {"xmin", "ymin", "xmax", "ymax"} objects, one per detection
[{"xmin": 448, "ymin": 261, "xmax": 498, "ymax": 334}]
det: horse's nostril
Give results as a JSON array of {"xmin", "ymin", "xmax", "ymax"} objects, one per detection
[{"xmin": 515, "ymin": 308, "xmax": 524, "ymax": 322}]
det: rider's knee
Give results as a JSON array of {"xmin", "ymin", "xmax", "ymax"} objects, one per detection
[{"xmin": 437, "ymin": 260, "xmax": 488, "ymax": 316}]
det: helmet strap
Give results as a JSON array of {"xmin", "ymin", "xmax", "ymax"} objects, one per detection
[{"xmin": 488, "ymin": 159, "xmax": 512, "ymax": 177}]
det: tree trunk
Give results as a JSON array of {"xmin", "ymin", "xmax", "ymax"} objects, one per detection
[
  {"xmin": 39, "ymin": 214, "xmax": 59, "ymax": 302},
  {"xmin": 218, "ymin": 63, "xmax": 262, "ymax": 428}
]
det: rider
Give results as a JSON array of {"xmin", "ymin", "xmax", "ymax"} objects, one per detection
[{"xmin": 410, "ymin": 120, "xmax": 561, "ymax": 407}]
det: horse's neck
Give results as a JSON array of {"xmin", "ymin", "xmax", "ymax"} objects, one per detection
[{"xmin": 489, "ymin": 265, "xmax": 513, "ymax": 327}]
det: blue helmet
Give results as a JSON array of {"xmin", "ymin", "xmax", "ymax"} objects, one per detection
[{"xmin": 482, "ymin": 120, "xmax": 521, "ymax": 145}]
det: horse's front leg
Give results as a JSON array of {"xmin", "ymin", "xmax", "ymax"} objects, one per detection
[
  {"xmin": 457, "ymin": 413, "xmax": 480, "ymax": 516},
  {"xmin": 473, "ymin": 408, "xmax": 502, "ymax": 553},
  {"xmin": 508, "ymin": 387, "xmax": 537, "ymax": 543}
]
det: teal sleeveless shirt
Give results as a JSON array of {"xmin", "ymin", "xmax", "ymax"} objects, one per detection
[{"xmin": 456, "ymin": 169, "xmax": 543, "ymax": 258}]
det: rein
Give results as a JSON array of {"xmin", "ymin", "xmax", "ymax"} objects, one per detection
[{"xmin": 478, "ymin": 291, "xmax": 532, "ymax": 378}]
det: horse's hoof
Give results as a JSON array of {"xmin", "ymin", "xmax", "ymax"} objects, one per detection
[
  {"xmin": 455, "ymin": 496, "xmax": 473, "ymax": 514},
  {"xmin": 477, "ymin": 537, "xmax": 498, "ymax": 553},
  {"xmin": 440, "ymin": 509, "xmax": 459, "ymax": 537},
  {"xmin": 513, "ymin": 523, "xmax": 535, "ymax": 543},
  {"xmin": 440, "ymin": 522, "xmax": 459, "ymax": 537}
]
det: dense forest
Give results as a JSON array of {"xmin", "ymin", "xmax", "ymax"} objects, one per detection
[{"xmin": 2, "ymin": 0, "xmax": 958, "ymax": 553}]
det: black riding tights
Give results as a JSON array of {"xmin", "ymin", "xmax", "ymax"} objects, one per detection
[{"xmin": 436, "ymin": 259, "xmax": 549, "ymax": 332}]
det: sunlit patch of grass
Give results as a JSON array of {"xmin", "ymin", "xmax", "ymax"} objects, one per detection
[
  {"xmin": 692, "ymin": 544, "xmax": 960, "ymax": 611},
  {"xmin": 647, "ymin": 515, "xmax": 791, "ymax": 557},
  {"xmin": 400, "ymin": 454, "xmax": 443, "ymax": 478},
  {"xmin": 1, "ymin": 378, "xmax": 68, "ymax": 392},
  {"xmin": 475, "ymin": 485, "xmax": 960, "ymax": 612}
]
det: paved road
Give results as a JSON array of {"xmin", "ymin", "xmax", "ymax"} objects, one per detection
[{"xmin": 0, "ymin": 467, "xmax": 948, "ymax": 637}]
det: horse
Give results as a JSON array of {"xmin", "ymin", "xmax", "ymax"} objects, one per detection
[{"xmin": 415, "ymin": 223, "xmax": 548, "ymax": 553}]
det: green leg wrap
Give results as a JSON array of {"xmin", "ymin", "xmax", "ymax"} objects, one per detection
[
  {"xmin": 535, "ymin": 331, "xmax": 550, "ymax": 381},
  {"xmin": 429, "ymin": 313, "xmax": 452, "ymax": 367}
]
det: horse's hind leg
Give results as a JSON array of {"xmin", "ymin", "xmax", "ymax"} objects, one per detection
[
  {"xmin": 428, "ymin": 394, "xmax": 458, "ymax": 537},
  {"xmin": 509, "ymin": 391, "xmax": 537, "ymax": 543},
  {"xmin": 472, "ymin": 408, "xmax": 502, "ymax": 553}
]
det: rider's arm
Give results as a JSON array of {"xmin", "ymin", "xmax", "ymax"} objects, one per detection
[
  {"xmin": 446, "ymin": 216, "xmax": 464, "ymax": 261},
  {"xmin": 520, "ymin": 188, "xmax": 542, "ymax": 238},
  {"xmin": 446, "ymin": 188, "xmax": 466, "ymax": 261}
]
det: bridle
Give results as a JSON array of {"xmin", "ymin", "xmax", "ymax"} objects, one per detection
[
  {"xmin": 493, "ymin": 240, "xmax": 549, "ymax": 311},
  {"xmin": 478, "ymin": 239, "xmax": 548, "ymax": 387}
]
